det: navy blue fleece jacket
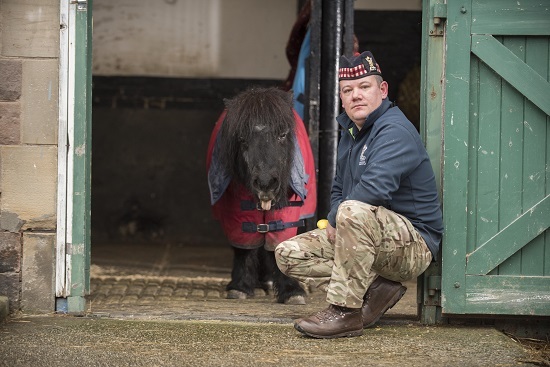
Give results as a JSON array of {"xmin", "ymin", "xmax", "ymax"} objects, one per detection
[{"xmin": 327, "ymin": 98, "xmax": 443, "ymax": 257}]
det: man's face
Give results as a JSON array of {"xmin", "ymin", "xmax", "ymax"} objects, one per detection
[{"xmin": 339, "ymin": 75, "xmax": 388, "ymax": 129}]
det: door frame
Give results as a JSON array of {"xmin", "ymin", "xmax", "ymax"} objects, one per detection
[{"xmin": 56, "ymin": 0, "xmax": 93, "ymax": 314}]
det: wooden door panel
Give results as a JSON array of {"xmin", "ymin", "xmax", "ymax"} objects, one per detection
[
  {"xmin": 471, "ymin": 0, "xmax": 550, "ymax": 36},
  {"xmin": 466, "ymin": 196, "xmax": 550, "ymax": 275},
  {"xmin": 471, "ymin": 35, "xmax": 550, "ymax": 116},
  {"xmin": 441, "ymin": 0, "xmax": 550, "ymax": 315},
  {"xmin": 464, "ymin": 275, "xmax": 550, "ymax": 315}
]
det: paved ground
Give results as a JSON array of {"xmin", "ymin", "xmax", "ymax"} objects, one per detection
[
  {"xmin": 1, "ymin": 242, "xmax": 548, "ymax": 366},
  {"xmin": 88, "ymin": 271, "xmax": 418, "ymax": 323},
  {"xmin": 87, "ymin": 241, "xmax": 418, "ymax": 322},
  {"xmin": 1, "ymin": 313, "xmax": 538, "ymax": 367}
]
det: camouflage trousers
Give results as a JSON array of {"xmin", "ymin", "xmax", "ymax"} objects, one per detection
[{"xmin": 275, "ymin": 200, "xmax": 433, "ymax": 308}]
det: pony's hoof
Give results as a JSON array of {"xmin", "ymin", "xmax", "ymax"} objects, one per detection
[
  {"xmin": 227, "ymin": 290, "xmax": 248, "ymax": 299},
  {"xmin": 262, "ymin": 280, "xmax": 273, "ymax": 292},
  {"xmin": 262, "ymin": 280, "xmax": 274, "ymax": 294},
  {"xmin": 284, "ymin": 295, "xmax": 306, "ymax": 305}
]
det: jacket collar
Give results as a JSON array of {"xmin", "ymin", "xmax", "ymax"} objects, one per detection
[{"xmin": 336, "ymin": 98, "xmax": 392, "ymax": 136}]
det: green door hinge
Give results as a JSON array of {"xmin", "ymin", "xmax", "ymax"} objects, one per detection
[
  {"xmin": 70, "ymin": 0, "xmax": 87, "ymax": 11},
  {"xmin": 424, "ymin": 275, "xmax": 442, "ymax": 306},
  {"xmin": 430, "ymin": 3, "xmax": 447, "ymax": 37}
]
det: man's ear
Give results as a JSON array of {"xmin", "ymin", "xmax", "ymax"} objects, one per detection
[{"xmin": 380, "ymin": 81, "xmax": 389, "ymax": 99}]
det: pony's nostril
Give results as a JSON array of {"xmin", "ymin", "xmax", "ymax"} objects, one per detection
[
  {"xmin": 268, "ymin": 178, "xmax": 278, "ymax": 190},
  {"xmin": 253, "ymin": 178, "xmax": 261, "ymax": 189},
  {"xmin": 253, "ymin": 174, "xmax": 276, "ymax": 191}
]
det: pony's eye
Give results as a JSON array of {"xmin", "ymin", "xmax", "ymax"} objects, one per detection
[
  {"xmin": 239, "ymin": 136, "xmax": 248, "ymax": 148},
  {"xmin": 278, "ymin": 131, "xmax": 288, "ymax": 141}
]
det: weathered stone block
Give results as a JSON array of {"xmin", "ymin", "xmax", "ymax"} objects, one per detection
[
  {"xmin": 1, "ymin": 0, "xmax": 59, "ymax": 58},
  {"xmin": 0, "ymin": 59, "xmax": 22, "ymax": 101},
  {"xmin": 0, "ymin": 146, "xmax": 57, "ymax": 231},
  {"xmin": 21, "ymin": 232, "xmax": 55, "ymax": 313},
  {"xmin": 21, "ymin": 59, "xmax": 59, "ymax": 144},
  {"xmin": 0, "ymin": 296, "xmax": 9, "ymax": 321},
  {"xmin": 0, "ymin": 102, "xmax": 21, "ymax": 145},
  {"xmin": 0, "ymin": 273, "xmax": 20, "ymax": 313},
  {"xmin": 0, "ymin": 231, "xmax": 21, "ymax": 273}
]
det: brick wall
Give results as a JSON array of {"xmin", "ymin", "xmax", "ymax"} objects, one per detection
[{"xmin": 0, "ymin": 0, "xmax": 59, "ymax": 314}]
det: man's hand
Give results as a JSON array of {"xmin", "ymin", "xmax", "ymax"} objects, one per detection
[{"xmin": 326, "ymin": 222, "xmax": 336, "ymax": 244}]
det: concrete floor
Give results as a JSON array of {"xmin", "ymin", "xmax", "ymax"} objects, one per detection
[
  {"xmin": 0, "ymin": 242, "xmax": 546, "ymax": 367},
  {"xmin": 0, "ymin": 314, "xmax": 536, "ymax": 367}
]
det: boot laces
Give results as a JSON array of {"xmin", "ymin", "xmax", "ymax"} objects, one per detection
[
  {"xmin": 315, "ymin": 306, "xmax": 345, "ymax": 322},
  {"xmin": 364, "ymin": 288, "xmax": 374, "ymax": 305}
]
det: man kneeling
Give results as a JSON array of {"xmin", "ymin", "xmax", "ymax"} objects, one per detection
[{"xmin": 275, "ymin": 51, "xmax": 443, "ymax": 339}]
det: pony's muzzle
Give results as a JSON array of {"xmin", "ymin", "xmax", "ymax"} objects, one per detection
[{"xmin": 253, "ymin": 176, "xmax": 279, "ymax": 196}]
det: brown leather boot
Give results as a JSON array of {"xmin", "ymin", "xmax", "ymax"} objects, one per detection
[
  {"xmin": 294, "ymin": 304, "xmax": 363, "ymax": 339},
  {"xmin": 362, "ymin": 276, "xmax": 407, "ymax": 328}
]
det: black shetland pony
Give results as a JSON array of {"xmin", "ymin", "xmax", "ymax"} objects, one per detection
[{"xmin": 207, "ymin": 87, "xmax": 316, "ymax": 304}]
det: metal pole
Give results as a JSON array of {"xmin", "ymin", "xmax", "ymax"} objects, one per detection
[
  {"xmin": 305, "ymin": 0, "xmax": 322, "ymax": 226},
  {"xmin": 343, "ymin": 0, "xmax": 355, "ymax": 57},
  {"xmin": 317, "ymin": 0, "xmax": 344, "ymax": 219}
]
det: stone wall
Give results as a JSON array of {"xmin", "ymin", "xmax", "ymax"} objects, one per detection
[{"xmin": 0, "ymin": 0, "xmax": 59, "ymax": 314}]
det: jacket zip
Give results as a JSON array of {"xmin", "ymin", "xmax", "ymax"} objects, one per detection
[{"xmin": 347, "ymin": 129, "xmax": 356, "ymax": 183}]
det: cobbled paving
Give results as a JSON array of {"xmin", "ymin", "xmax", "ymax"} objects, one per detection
[{"xmin": 89, "ymin": 275, "xmax": 263, "ymax": 305}]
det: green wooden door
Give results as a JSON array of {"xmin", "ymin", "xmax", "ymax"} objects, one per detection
[{"xmin": 442, "ymin": 0, "xmax": 550, "ymax": 316}]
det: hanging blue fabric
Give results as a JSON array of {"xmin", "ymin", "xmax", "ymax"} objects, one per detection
[{"xmin": 291, "ymin": 28, "xmax": 311, "ymax": 120}]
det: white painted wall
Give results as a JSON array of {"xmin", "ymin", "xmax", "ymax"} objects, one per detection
[
  {"xmin": 92, "ymin": 0, "xmax": 420, "ymax": 79},
  {"xmin": 92, "ymin": 0, "xmax": 297, "ymax": 79}
]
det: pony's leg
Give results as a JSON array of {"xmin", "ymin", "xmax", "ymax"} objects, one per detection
[
  {"xmin": 226, "ymin": 247, "xmax": 259, "ymax": 299},
  {"xmin": 266, "ymin": 249, "xmax": 307, "ymax": 304},
  {"xmin": 258, "ymin": 247, "xmax": 275, "ymax": 294}
]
